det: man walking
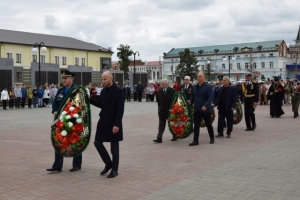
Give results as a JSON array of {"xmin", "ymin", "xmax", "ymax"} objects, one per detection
[
  {"xmin": 180, "ymin": 76, "xmax": 193, "ymax": 100},
  {"xmin": 46, "ymin": 69, "xmax": 82, "ymax": 173},
  {"xmin": 153, "ymin": 79, "xmax": 176, "ymax": 143},
  {"xmin": 90, "ymin": 71, "xmax": 124, "ymax": 178},
  {"xmin": 241, "ymin": 73, "xmax": 259, "ymax": 131},
  {"xmin": 212, "ymin": 76, "xmax": 237, "ymax": 138},
  {"xmin": 189, "ymin": 73, "xmax": 215, "ymax": 146}
]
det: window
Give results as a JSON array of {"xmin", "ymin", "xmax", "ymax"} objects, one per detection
[
  {"xmin": 16, "ymin": 54, "xmax": 21, "ymax": 63},
  {"xmin": 245, "ymin": 63, "xmax": 248, "ymax": 69},
  {"xmin": 75, "ymin": 57, "xmax": 79, "ymax": 66},
  {"xmin": 16, "ymin": 72, "xmax": 22, "ymax": 82},
  {"xmin": 55, "ymin": 56, "xmax": 59, "ymax": 64},
  {"xmin": 6, "ymin": 53, "xmax": 12, "ymax": 59},
  {"xmin": 222, "ymin": 64, "xmax": 225, "ymax": 68},
  {"xmin": 270, "ymin": 54, "xmax": 273, "ymax": 56},
  {"xmin": 245, "ymin": 55, "xmax": 248, "ymax": 57},
  {"xmin": 237, "ymin": 63, "xmax": 241, "ymax": 70},
  {"xmin": 32, "ymin": 55, "xmax": 37, "ymax": 62},
  {"xmin": 253, "ymin": 62, "xmax": 256, "ymax": 69},
  {"xmin": 40, "ymin": 55, "xmax": 45, "ymax": 63},
  {"xmin": 62, "ymin": 57, "xmax": 67, "ymax": 65},
  {"xmin": 82, "ymin": 58, "xmax": 85, "ymax": 66},
  {"xmin": 270, "ymin": 62, "xmax": 273, "ymax": 68},
  {"xmin": 261, "ymin": 54, "xmax": 265, "ymax": 57},
  {"xmin": 261, "ymin": 62, "xmax": 265, "ymax": 68}
]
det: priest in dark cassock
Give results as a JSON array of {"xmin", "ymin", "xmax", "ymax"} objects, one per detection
[{"xmin": 267, "ymin": 77, "xmax": 284, "ymax": 118}]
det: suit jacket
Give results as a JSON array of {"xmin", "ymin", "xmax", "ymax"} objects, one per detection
[
  {"xmin": 157, "ymin": 87, "xmax": 175, "ymax": 119},
  {"xmin": 180, "ymin": 84, "xmax": 193, "ymax": 100},
  {"xmin": 52, "ymin": 84, "xmax": 75, "ymax": 114},
  {"xmin": 215, "ymin": 86, "xmax": 237, "ymax": 112},
  {"xmin": 90, "ymin": 83, "xmax": 124, "ymax": 142},
  {"xmin": 191, "ymin": 82, "xmax": 214, "ymax": 113}
]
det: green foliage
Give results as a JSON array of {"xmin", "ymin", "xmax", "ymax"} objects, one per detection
[
  {"xmin": 117, "ymin": 44, "xmax": 133, "ymax": 81},
  {"xmin": 175, "ymin": 48, "xmax": 199, "ymax": 81},
  {"xmin": 261, "ymin": 74, "xmax": 266, "ymax": 81}
]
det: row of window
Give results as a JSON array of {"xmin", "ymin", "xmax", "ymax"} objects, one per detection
[
  {"xmin": 220, "ymin": 62, "xmax": 274, "ymax": 70},
  {"xmin": 6, "ymin": 53, "xmax": 86, "ymax": 66}
]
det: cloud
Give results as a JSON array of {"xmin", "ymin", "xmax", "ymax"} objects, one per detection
[{"xmin": 44, "ymin": 15, "xmax": 59, "ymax": 30}]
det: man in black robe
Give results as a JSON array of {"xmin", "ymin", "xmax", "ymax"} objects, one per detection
[{"xmin": 267, "ymin": 77, "xmax": 284, "ymax": 118}]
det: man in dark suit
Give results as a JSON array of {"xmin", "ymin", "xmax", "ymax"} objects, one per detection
[
  {"xmin": 137, "ymin": 81, "xmax": 144, "ymax": 102},
  {"xmin": 212, "ymin": 76, "xmax": 237, "ymax": 138},
  {"xmin": 241, "ymin": 73, "xmax": 259, "ymax": 131},
  {"xmin": 90, "ymin": 71, "xmax": 124, "ymax": 178},
  {"xmin": 47, "ymin": 69, "xmax": 82, "ymax": 173},
  {"xmin": 180, "ymin": 76, "xmax": 193, "ymax": 100},
  {"xmin": 189, "ymin": 73, "xmax": 215, "ymax": 146},
  {"xmin": 153, "ymin": 79, "xmax": 176, "ymax": 143}
]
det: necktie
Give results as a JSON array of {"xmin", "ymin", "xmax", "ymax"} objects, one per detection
[{"xmin": 185, "ymin": 85, "xmax": 188, "ymax": 90}]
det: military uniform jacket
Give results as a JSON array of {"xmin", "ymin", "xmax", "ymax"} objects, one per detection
[
  {"xmin": 180, "ymin": 84, "xmax": 193, "ymax": 100},
  {"xmin": 52, "ymin": 84, "xmax": 75, "ymax": 114},
  {"xmin": 241, "ymin": 81, "xmax": 259, "ymax": 103},
  {"xmin": 157, "ymin": 87, "xmax": 175, "ymax": 119}
]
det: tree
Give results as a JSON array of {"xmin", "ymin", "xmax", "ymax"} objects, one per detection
[
  {"xmin": 117, "ymin": 44, "xmax": 133, "ymax": 81},
  {"xmin": 175, "ymin": 48, "xmax": 199, "ymax": 81}
]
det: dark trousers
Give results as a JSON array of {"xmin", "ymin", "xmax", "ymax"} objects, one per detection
[
  {"xmin": 134, "ymin": 93, "xmax": 137, "ymax": 101},
  {"xmin": 52, "ymin": 152, "xmax": 82, "ymax": 169},
  {"xmin": 149, "ymin": 94, "xmax": 154, "ymax": 102},
  {"xmin": 217, "ymin": 109, "xmax": 233, "ymax": 135},
  {"xmin": 3, "ymin": 100, "xmax": 7, "ymax": 109},
  {"xmin": 126, "ymin": 93, "xmax": 131, "ymax": 101},
  {"xmin": 244, "ymin": 100, "xmax": 256, "ymax": 129},
  {"xmin": 28, "ymin": 99, "xmax": 32, "ymax": 108},
  {"xmin": 94, "ymin": 140, "xmax": 119, "ymax": 171},
  {"xmin": 157, "ymin": 117, "xmax": 167, "ymax": 139},
  {"xmin": 33, "ymin": 97, "xmax": 38, "ymax": 108},
  {"xmin": 193, "ymin": 112, "xmax": 214, "ymax": 141},
  {"xmin": 21, "ymin": 97, "xmax": 26, "ymax": 108},
  {"xmin": 138, "ymin": 92, "xmax": 142, "ymax": 102},
  {"xmin": 9, "ymin": 99, "xmax": 14, "ymax": 108},
  {"xmin": 15, "ymin": 97, "xmax": 21, "ymax": 108}
]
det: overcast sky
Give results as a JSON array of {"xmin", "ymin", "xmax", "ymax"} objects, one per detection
[{"xmin": 1, "ymin": 0, "xmax": 300, "ymax": 61}]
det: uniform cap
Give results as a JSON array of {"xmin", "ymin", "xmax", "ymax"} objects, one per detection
[{"xmin": 61, "ymin": 69, "xmax": 76, "ymax": 78}]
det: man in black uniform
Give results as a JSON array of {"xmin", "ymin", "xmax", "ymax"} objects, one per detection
[
  {"xmin": 46, "ymin": 69, "xmax": 82, "ymax": 172},
  {"xmin": 242, "ymin": 73, "xmax": 259, "ymax": 131},
  {"xmin": 180, "ymin": 76, "xmax": 193, "ymax": 100}
]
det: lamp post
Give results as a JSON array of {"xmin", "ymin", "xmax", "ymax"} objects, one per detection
[
  {"xmin": 171, "ymin": 58, "xmax": 174, "ymax": 82},
  {"xmin": 223, "ymin": 54, "xmax": 236, "ymax": 78},
  {"xmin": 32, "ymin": 42, "xmax": 47, "ymax": 87},
  {"xmin": 207, "ymin": 57, "xmax": 211, "ymax": 81},
  {"xmin": 133, "ymin": 51, "xmax": 139, "ymax": 86}
]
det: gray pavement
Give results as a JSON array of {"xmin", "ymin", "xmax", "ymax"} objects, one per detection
[{"xmin": 0, "ymin": 102, "xmax": 300, "ymax": 200}]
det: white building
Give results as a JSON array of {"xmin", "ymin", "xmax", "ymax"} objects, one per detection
[{"xmin": 128, "ymin": 60, "xmax": 162, "ymax": 82}]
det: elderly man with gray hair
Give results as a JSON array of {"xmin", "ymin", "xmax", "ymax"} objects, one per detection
[
  {"xmin": 153, "ymin": 79, "xmax": 176, "ymax": 143},
  {"xmin": 180, "ymin": 76, "xmax": 193, "ymax": 100}
]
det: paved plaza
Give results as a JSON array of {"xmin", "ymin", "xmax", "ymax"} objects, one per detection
[{"xmin": 0, "ymin": 102, "xmax": 300, "ymax": 200}]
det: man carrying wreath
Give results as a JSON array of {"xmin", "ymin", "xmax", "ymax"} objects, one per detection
[{"xmin": 46, "ymin": 69, "xmax": 82, "ymax": 172}]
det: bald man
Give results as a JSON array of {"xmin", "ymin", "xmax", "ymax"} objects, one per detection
[{"xmin": 90, "ymin": 71, "xmax": 125, "ymax": 178}]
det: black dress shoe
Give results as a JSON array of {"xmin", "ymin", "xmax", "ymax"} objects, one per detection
[
  {"xmin": 107, "ymin": 170, "xmax": 118, "ymax": 178},
  {"xmin": 100, "ymin": 166, "xmax": 112, "ymax": 175},
  {"xmin": 189, "ymin": 141, "xmax": 199, "ymax": 146},
  {"xmin": 46, "ymin": 168, "xmax": 62, "ymax": 172},
  {"xmin": 171, "ymin": 138, "xmax": 177, "ymax": 141},
  {"xmin": 70, "ymin": 167, "xmax": 81, "ymax": 172},
  {"xmin": 210, "ymin": 139, "xmax": 215, "ymax": 144},
  {"xmin": 245, "ymin": 128, "xmax": 252, "ymax": 131},
  {"xmin": 251, "ymin": 124, "xmax": 257, "ymax": 130},
  {"xmin": 153, "ymin": 138, "xmax": 162, "ymax": 143},
  {"xmin": 215, "ymin": 134, "xmax": 224, "ymax": 137}
]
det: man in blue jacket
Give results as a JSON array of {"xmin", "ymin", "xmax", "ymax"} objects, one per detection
[
  {"xmin": 189, "ymin": 73, "xmax": 215, "ymax": 146},
  {"xmin": 212, "ymin": 76, "xmax": 237, "ymax": 138},
  {"xmin": 21, "ymin": 84, "xmax": 27, "ymax": 109}
]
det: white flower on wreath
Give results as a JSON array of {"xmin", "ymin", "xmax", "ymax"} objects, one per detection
[
  {"xmin": 69, "ymin": 107, "xmax": 75, "ymax": 112},
  {"xmin": 76, "ymin": 118, "xmax": 82, "ymax": 124},
  {"xmin": 59, "ymin": 115, "xmax": 63, "ymax": 121},
  {"xmin": 66, "ymin": 115, "xmax": 71, "ymax": 120},
  {"xmin": 73, "ymin": 114, "xmax": 79, "ymax": 118},
  {"xmin": 61, "ymin": 111, "xmax": 67, "ymax": 116},
  {"xmin": 68, "ymin": 122, "xmax": 73, "ymax": 128},
  {"xmin": 61, "ymin": 130, "xmax": 67, "ymax": 137}
]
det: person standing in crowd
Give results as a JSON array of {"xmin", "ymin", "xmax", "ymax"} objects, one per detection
[
  {"xmin": 189, "ymin": 73, "xmax": 215, "ymax": 146},
  {"xmin": 137, "ymin": 81, "xmax": 144, "ymax": 102},
  {"xmin": 145, "ymin": 84, "xmax": 150, "ymax": 102},
  {"xmin": 291, "ymin": 79, "xmax": 300, "ymax": 118},
  {"xmin": 180, "ymin": 76, "xmax": 193, "ymax": 100},
  {"xmin": 173, "ymin": 81, "xmax": 180, "ymax": 91},
  {"xmin": 14, "ymin": 85, "xmax": 22, "ymax": 109},
  {"xmin": 267, "ymin": 77, "xmax": 284, "ymax": 118},
  {"xmin": 9, "ymin": 87, "xmax": 15, "ymax": 109},
  {"xmin": 96, "ymin": 84, "xmax": 102, "ymax": 96},
  {"xmin": 32, "ymin": 86, "xmax": 38, "ymax": 108},
  {"xmin": 259, "ymin": 82, "xmax": 268, "ymax": 105},
  {"xmin": 122, "ymin": 84, "xmax": 127, "ymax": 102},
  {"xmin": 1, "ymin": 88, "xmax": 9, "ymax": 110},
  {"xmin": 90, "ymin": 71, "xmax": 124, "ymax": 178},
  {"xmin": 43, "ymin": 86, "xmax": 50, "ymax": 107},
  {"xmin": 27, "ymin": 86, "xmax": 33, "ymax": 108},
  {"xmin": 213, "ymin": 76, "xmax": 226, "ymax": 128},
  {"xmin": 242, "ymin": 73, "xmax": 259, "ymax": 131},
  {"xmin": 153, "ymin": 79, "xmax": 176, "ymax": 143},
  {"xmin": 133, "ymin": 83, "xmax": 137, "ymax": 101},
  {"xmin": 52, "ymin": 85, "xmax": 58, "ymax": 100},
  {"xmin": 284, "ymin": 79, "xmax": 292, "ymax": 105},
  {"xmin": 212, "ymin": 76, "xmax": 237, "ymax": 138},
  {"xmin": 37, "ymin": 86, "xmax": 44, "ymax": 107},
  {"xmin": 126, "ymin": 83, "xmax": 131, "ymax": 102},
  {"xmin": 155, "ymin": 83, "xmax": 161, "ymax": 102},
  {"xmin": 235, "ymin": 82, "xmax": 243, "ymax": 104},
  {"xmin": 149, "ymin": 83, "xmax": 155, "ymax": 102},
  {"xmin": 21, "ymin": 84, "xmax": 27, "ymax": 109},
  {"xmin": 47, "ymin": 69, "xmax": 82, "ymax": 173}
]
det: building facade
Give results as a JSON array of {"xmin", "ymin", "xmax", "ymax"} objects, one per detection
[
  {"xmin": 128, "ymin": 60, "xmax": 162, "ymax": 83},
  {"xmin": 0, "ymin": 29, "xmax": 113, "ymax": 89}
]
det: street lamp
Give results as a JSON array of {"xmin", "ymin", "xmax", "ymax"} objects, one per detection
[
  {"xmin": 32, "ymin": 42, "xmax": 47, "ymax": 86},
  {"xmin": 223, "ymin": 54, "xmax": 236, "ymax": 78},
  {"xmin": 207, "ymin": 57, "xmax": 212, "ymax": 81},
  {"xmin": 133, "ymin": 51, "xmax": 139, "ymax": 85},
  {"xmin": 171, "ymin": 58, "xmax": 174, "ymax": 82}
]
